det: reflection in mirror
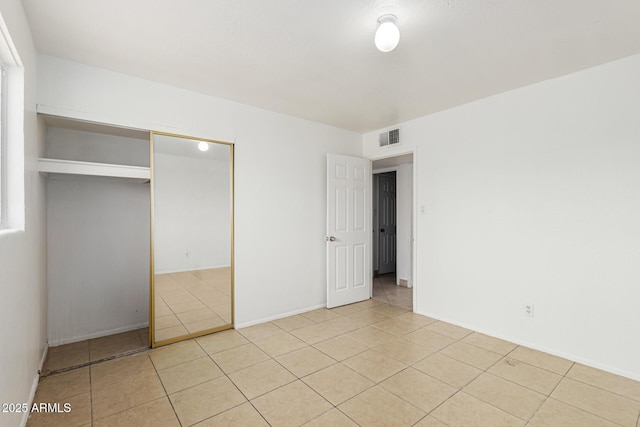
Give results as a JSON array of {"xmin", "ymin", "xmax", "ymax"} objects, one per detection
[{"xmin": 151, "ymin": 133, "xmax": 233, "ymax": 346}]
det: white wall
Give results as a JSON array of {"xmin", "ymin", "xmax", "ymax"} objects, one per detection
[
  {"xmin": 364, "ymin": 53, "xmax": 640, "ymax": 380},
  {"xmin": 0, "ymin": 1, "xmax": 46, "ymax": 426},
  {"xmin": 37, "ymin": 55, "xmax": 362, "ymax": 327},
  {"xmin": 396, "ymin": 163, "xmax": 413, "ymax": 287},
  {"xmin": 46, "ymin": 127, "xmax": 149, "ymax": 167},
  {"xmin": 47, "ymin": 175, "xmax": 150, "ymax": 344}
]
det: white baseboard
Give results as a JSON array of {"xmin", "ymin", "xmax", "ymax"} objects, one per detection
[
  {"xmin": 398, "ymin": 278, "xmax": 412, "ymax": 288},
  {"xmin": 236, "ymin": 304, "xmax": 326, "ymax": 329},
  {"xmin": 20, "ymin": 344, "xmax": 49, "ymax": 427},
  {"xmin": 38, "ymin": 345, "xmax": 48, "ymax": 374},
  {"xmin": 48, "ymin": 322, "xmax": 149, "ymax": 347},
  {"xmin": 415, "ymin": 309, "xmax": 640, "ymax": 382}
]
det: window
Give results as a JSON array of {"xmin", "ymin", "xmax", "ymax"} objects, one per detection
[
  {"xmin": 0, "ymin": 12, "xmax": 24, "ymax": 231},
  {"xmin": 1, "ymin": 62, "xmax": 7, "ymax": 227}
]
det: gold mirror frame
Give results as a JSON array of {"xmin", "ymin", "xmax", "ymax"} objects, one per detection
[{"xmin": 149, "ymin": 131, "xmax": 234, "ymax": 348}]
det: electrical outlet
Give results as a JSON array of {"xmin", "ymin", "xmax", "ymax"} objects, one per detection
[{"xmin": 523, "ymin": 303, "xmax": 534, "ymax": 317}]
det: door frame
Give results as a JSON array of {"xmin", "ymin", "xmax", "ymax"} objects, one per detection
[
  {"xmin": 370, "ymin": 149, "xmax": 417, "ymax": 312},
  {"xmin": 373, "ymin": 171, "xmax": 397, "ymax": 276}
]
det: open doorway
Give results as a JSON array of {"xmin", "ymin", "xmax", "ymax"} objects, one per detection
[{"xmin": 372, "ymin": 154, "xmax": 414, "ymax": 311}]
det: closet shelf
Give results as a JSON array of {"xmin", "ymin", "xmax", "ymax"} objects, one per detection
[{"xmin": 37, "ymin": 158, "xmax": 150, "ymax": 180}]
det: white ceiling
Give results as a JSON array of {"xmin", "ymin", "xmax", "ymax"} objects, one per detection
[{"xmin": 23, "ymin": 0, "xmax": 640, "ymax": 133}]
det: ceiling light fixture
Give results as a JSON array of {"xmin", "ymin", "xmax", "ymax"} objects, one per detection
[
  {"xmin": 375, "ymin": 14, "xmax": 400, "ymax": 52},
  {"xmin": 197, "ymin": 141, "xmax": 209, "ymax": 152}
]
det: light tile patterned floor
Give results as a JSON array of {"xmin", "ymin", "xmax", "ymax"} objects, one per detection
[
  {"xmin": 373, "ymin": 273, "xmax": 412, "ymax": 310},
  {"xmin": 28, "ymin": 300, "xmax": 640, "ymax": 426},
  {"xmin": 41, "ymin": 328, "xmax": 149, "ymax": 376}
]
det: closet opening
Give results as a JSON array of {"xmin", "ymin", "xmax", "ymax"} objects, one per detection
[
  {"xmin": 39, "ymin": 116, "xmax": 151, "ymax": 376},
  {"xmin": 37, "ymin": 116, "xmax": 236, "ymax": 374}
]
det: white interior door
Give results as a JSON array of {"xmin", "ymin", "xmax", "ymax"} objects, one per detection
[{"xmin": 326, "ymin": 154, "xmax": 371, "ymax": 308}]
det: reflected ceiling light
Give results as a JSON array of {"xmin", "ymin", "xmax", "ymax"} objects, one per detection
[
  {"xmin": 197, "ymin": 141, "xmax": 209, "ymax": 152},
  {"xmin": 375, "ymin": 14, "xmax": 400, "ymax": 52}
]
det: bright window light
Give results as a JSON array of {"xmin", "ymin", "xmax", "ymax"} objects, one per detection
[{"xmin": 0, "ymin": 12, "xmax": 25, "ymax": 232}]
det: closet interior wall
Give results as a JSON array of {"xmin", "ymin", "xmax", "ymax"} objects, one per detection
[{"xmin": 45, "ymin": 125, "xmax": 151, "ymax": 345}]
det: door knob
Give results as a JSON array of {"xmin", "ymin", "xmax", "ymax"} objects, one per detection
[
  {"xmin": 326, "ymin": 236, "xmax": 337, "ymax": 242},
  {"xmin": 380, "ymin": 229, "xmax": 385, "ymax": 232}
]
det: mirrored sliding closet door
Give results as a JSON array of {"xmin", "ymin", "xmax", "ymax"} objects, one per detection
[{"xmin": 150, "ymin": 132, "xmax": 234, "ymax": 347}]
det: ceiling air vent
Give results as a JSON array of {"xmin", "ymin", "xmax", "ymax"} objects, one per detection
[{"xmin": 379, "ymin": 128, "xmax": 400, "ymax": 147}]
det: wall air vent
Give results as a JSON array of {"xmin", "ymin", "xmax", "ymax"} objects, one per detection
[{"xmin": 379, "ymin": 128, "xmax": 400, "ymax": 147}]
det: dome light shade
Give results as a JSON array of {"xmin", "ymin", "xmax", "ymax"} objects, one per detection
[
  {"xmin": 375, "ymin": 15, "xmax": 400, "ymax": 52},
  {"xmin": 198, "ymin": 141, "xmax": 209, "ymax": 152}
]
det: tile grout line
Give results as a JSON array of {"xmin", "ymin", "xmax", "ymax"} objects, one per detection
[
  {"xmin": 404, "ymin": 331, "xmax": 520, "ymax": 425},
  {"xmin": 90, "ymin": 353, "xmax": 176, "ymax": 425},
  {"xmin": 147, "ymin": 351, "xmax": 184, "ymax": 427},
  {"xmin": 536, "ymin": 396, "xmax": 628, "ymax": 427},
  {"xmin": 460, "ymin": 342, "xmax": 567, "ymax": 398},
  {"xmin": 536, "ymin": 371, "xmax": 630, "ymax": 427},
  {"xmin": 226, "ymin": 332, "xmax": 338, "ymax": 426},
  {"xmin": 294, "ymin": 357, "xmax": 379, "ymax": 425},
  {"xmin": 457, "ymin": 333, "xmax": 640, "ymax": 406},
  {"xmin": 396, "ymin": 326, "xmax": 568, "ymax": 424},
  {"xmin": 561, "ymin": 372, "xmax": 640, "ymax": 404},
  {"xmin": 522, "ymin": 359, "xmax": 576, "ymax": 426},
  {"xmin": 235, "ymin": 308, "xmax": 414, "ymax": 426},
  {"xmin": 529, "ymin": 358, "xmax": 639, "ymax": 426},
  {"xmin": 194, "ymin": 333, "xmax": 274, "ymax": 426},
  {"xmin": 524, "ymin": 359, "xmax": 637, "ymax": 427},
  {"xmin": 89, "ymin": 362, "xmax": 94, "ymax": 427},
  {"xmin": 369, "ymin": 365, "xmax": 441, "ymax": 419},
  {"xmin": 294, "ymin": 305, "xmax": 444, "ymax": 424}
]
